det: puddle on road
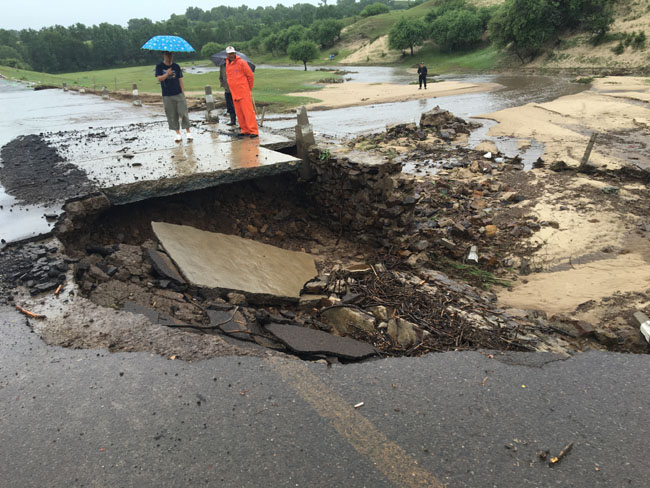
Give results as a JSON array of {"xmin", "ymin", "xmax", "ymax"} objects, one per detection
[{"xmin": 0, "ymin": 187, "xmax": 59, "ymax": 248}]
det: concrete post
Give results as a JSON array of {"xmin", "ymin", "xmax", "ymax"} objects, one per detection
[
  {"xmin": 296, "ymin": 106, "xmax": 316, "ymax": 181},
  {"xmin": 101, "ymin": 86, "xmax": 109, "ymax": 100},
  {"xmin": 132, "ymin": 83, "xmax": 142, "ymax": 106},
  {"xmin": 205, "ymin": 85, "xmax": 219, "ymax": 122}
]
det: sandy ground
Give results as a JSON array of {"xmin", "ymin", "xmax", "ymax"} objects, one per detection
[
  {"xmin": 340, "ymin": 35, "xmax": 404, "ymax": 64},
  {"xmin": 476, "ymin": 76, "xmax": 650, "ymax": 170},
  {"xmin": 289, "ymin": 80, "xmax": 501, "ymax": 110},
  {"xmin": 484, "ymin": 77, "xmax": 650, "ymax": 323}
]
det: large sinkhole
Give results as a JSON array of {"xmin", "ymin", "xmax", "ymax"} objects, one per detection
[{"xmin": 41, "ymin": 169, "xmax": 550, "ymax": 363}]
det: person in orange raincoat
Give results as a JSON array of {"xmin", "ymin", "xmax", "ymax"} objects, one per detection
[{"xmin": 224, "ymin": 46, "xmax": 258, "ymax": 138}]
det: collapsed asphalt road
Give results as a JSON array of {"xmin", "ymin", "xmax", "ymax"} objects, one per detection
[{"xmin": 1, "ymin": 306, "xmax": 648, "ymax": 488}]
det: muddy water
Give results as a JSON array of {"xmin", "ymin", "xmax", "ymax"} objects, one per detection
[{"xmin": 264, "ymin": 73, "xmax": 588, "ymax": 139}]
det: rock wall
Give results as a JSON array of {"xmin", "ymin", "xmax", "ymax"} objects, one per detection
[{"xmin": 306, "ymin": 148, "xmax": 416, "ymax": 248}]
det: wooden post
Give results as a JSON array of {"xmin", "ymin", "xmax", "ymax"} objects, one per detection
[
  {"xmin": 579, "ymin": 132, "xmax": 598, "ymax": 171},
  {"xmin": 259, "ymin": 106, "xmax": 266, "ymax": 127},
  {"xmin": 114, "ymin": 77, "xmax": 117, "ymax": 91},
  {"xmin": 62, "ymin": 82, "xmax": 68, "ymax": 92}
]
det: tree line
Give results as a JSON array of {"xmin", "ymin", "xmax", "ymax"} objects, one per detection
[{"xmin": 0, "ymin": 0, "xmax": 421, "ymax": 73}]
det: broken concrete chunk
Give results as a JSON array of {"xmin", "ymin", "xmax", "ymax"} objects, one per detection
[
  {"xmin": 320, "ymin": 306, "xmax": 376, "ymax": 335},
  {"xmin": 207, "ymin": 309, "xmax": 256, "ymax": 342},
  {"xmin": 152, "ymin": 222, "xmax": 317, "ymax": 300},
  {"xmin": 303, "ymin": 278, "xmax": 328, "ymax": 294},
  {"xmin": 440, "ymin": 238, "xmax": 456, "ymax": 250},
  {"xmin": 368, "ymin": 305, "xmax": 390, "ymax": 321},
  {"xmin": 145, "ymin": 247, "xmax": 186, "ymax": 284},
  {"xmin": 633, "ymin": 311, "xmax": 650, "ymax": 343},
  {"xmin": 386, "ymin": 317, "xmax": 424, "ymax": 347},
  {"xmin": 484, "ymin": 225, "xmax": 498, "ymax": 237},
  {"xmin": 265, "ymin": 323, "xmax": 377, "ymax": 360},
  {"xmin": 344, "ymin": 263, "xmax": 372, "ymax": 276},
  {"xmin": 298, "ymin": 294, "xmax": 330, "ymax": 310}
]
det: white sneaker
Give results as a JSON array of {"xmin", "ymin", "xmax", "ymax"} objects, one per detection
[
  {"xmin": 186, "ymin": 132, "xmax": 193, "ymax": 141},
  {"xmin": 174, "ymin": 133, "xmax": 182, "ymax": 142}
]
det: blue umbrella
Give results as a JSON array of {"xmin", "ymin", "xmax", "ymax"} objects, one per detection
[{"xmin": 141, "ymin": 35, "xmax": 195, "ymax": 52}]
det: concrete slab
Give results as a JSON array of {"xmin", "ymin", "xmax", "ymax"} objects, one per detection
[
  {"xmin": 152, "ymin": 222, "xmax": 317, "ymax": 300},
  {"xmin": 265, "ymin": 323, "xmax": 378, "ymax": 359},
  {"xmin": 50, "ymin": 125, "xmax": 301, "ymax": 205}
]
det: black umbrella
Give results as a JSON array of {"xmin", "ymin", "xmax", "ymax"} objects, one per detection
[{"xmin": 210, "ymin": 50, "xmax": 256, "ymax": 72}]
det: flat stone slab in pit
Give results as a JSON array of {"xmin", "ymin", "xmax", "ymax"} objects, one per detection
[
  {"xmin": 152, "ymin": 222, "xmax": 317, "ymax": 299},
  {"xmin": 265, "ymin": 323, "xmax": 377, "ymax": 360}
]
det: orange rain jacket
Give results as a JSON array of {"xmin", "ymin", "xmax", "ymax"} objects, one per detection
[{"xmin": 225, "ymin": 56, "xmax": 254, "ymax": 101}]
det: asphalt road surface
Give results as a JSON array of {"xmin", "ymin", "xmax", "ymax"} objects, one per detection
[{"xmin": 1, "ymin": 306, "xmax": 648, "ymax": 487}]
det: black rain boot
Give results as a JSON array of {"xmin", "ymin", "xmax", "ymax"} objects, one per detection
[{"xmin": 227, "ymin": 114, "xmax": 236, "ymax": 126}]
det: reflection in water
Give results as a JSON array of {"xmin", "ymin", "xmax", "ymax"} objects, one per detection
[
  {"xmin": 171, "ymin": 142, "xmax": 198, "ymax": 176},
  {"xmin": 229, "ymin": 138, "xmax": 262, "ymax": 169}
]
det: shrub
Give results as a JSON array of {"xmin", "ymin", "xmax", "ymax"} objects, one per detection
[
  {"xmin": 611, "ymin": 42, "xmax": 625, "ymax": 55},
  {"xmin": 632, "ymin": 31, "xmax": 646, "ymax": 49},
  {"xmin": 360, "ymin": 2, "xmax": 390, "ymax": 17}
]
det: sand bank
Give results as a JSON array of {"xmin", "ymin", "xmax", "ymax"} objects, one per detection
[{"xmin": 289, "ymin": 80, "xmax": 501, "ymax": 111}]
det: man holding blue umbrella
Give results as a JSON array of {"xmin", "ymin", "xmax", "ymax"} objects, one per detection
[
  {"xmin": 155, "ymin": 51, "xmax": 192, "ymax": 142},
  {"xmin": 143, "ymin": 35, "xmax": 196, "ymax": 142}
]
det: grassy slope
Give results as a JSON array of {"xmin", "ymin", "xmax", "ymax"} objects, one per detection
[
  {"xmin": 0, "ymin": 63, "xmax": 336, "ymax": 110},
  {"xmin": 338, "ymin": 0, "xmax": 505, "ymax": 71}
]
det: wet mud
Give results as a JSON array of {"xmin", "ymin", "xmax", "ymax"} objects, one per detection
[{"xmin": 0, "ymin": 134, "xmax": 96, "ymax": 205}]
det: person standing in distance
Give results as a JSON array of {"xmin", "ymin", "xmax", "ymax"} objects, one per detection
[
  {"xmin": 417, "ymin": 61, "xmax": 428, "ymax": 90},
  {"xmin": 219, "ymin": 64, "xmax": 237, "ymax": 126},
  {"xmin": 155, "ymin": 51, "xmax": 192, "ymax": 142},
  {"xmin": 225, "ymin": 46, "xmax": 258, "ymax": 138}
]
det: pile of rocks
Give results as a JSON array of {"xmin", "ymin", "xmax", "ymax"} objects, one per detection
[
  {"xmin": 306, "ymin": 148, "xmax": 416, "ymax": 247},
  {"xmin": 0, "ymin": 241, "xmax": 70, "ymax": 302},
  {"xmin": 419, "ymin": 106, "xmax": 481, "ymax": 141}
]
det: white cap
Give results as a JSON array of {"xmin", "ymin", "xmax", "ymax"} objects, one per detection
[{"xmin": 225, "ymin": 46, "xmax": 236, "ymax": 53}]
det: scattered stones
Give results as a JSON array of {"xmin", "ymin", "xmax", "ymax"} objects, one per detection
[{"xmin": 320, "ymin": 305, "xmax": 376, "ymax": 335}]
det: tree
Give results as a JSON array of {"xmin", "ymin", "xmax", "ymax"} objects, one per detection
[
  {"xmin": 201, "ymin": 42, "xmax": 224, "ymax": 59},
  {"xmin": 360, "ymin": 2, "xmax": 390, "ymax": 17},
  {"xmin": 430, "ymin": 9, "xmax": 483, "ymax": 51},
  {"xmin": 288, "ymin": 40, "xmax": 319, "ymax": 70},
  {"xmin": 388, "ymin": 17, "xmax": 428, "ymax": 56},
  {"xmin": 488, "ymin": 0, "xmax": 558, "ymax": 63},
  {"xmin": 309, "ymin": 18, "xmax": 343, "ymax": 47}
]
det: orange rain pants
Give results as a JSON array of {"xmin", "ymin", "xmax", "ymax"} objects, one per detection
[{"xmin": 226, "ymin": 56, "xmax": 258, "ymax": 136}]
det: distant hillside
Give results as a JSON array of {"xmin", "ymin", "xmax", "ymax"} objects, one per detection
[
  {"xmin": 530, "ymin": 0, "xmax": 650, "ymax": 71},
  {"xmin": 334, "ymin": 0, "xmax": 649, "ymax": 71}
]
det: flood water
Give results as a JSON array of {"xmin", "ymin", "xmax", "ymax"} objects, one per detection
[
  {"xmin": 0, "ymin": 69, "xmax": 586, "ymax": 247},
  {"xmin": 262, "ymin": 71, "xmax": 588, "ymax": 138}
]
